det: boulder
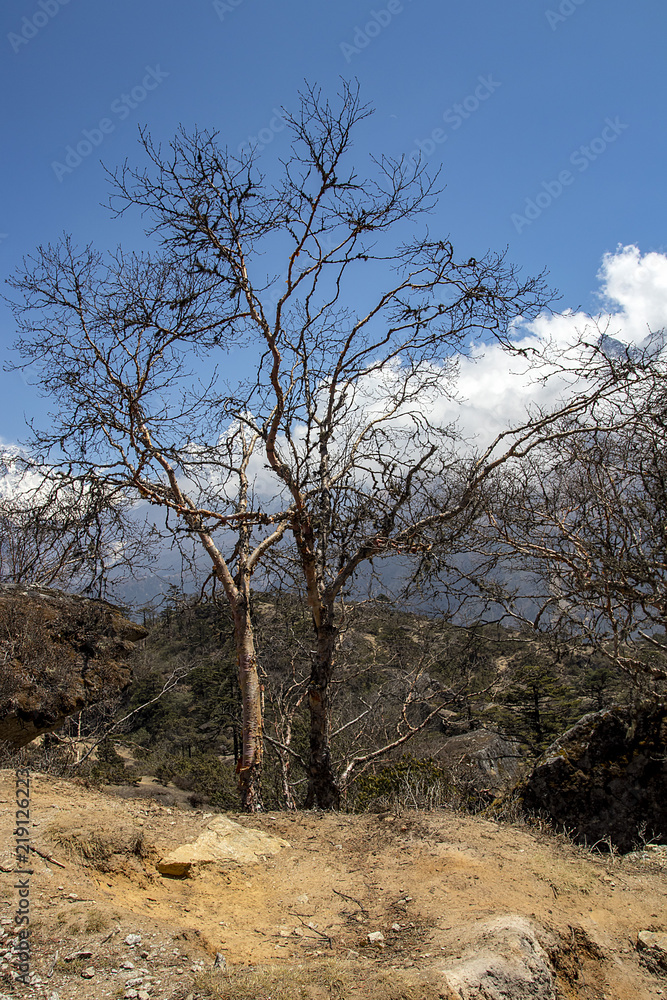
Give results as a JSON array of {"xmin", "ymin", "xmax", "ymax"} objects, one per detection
[
  {"xmin": 157, "ymin": 815, "xmax": 290, "ymax": 877},
  {"xmin": 440, "ymin": 915, "xmax": 557, "ymax": 999},
  {"xmin": 434, "ymin": 728, "xmax": 525, "ymax": 799},
  {"xmin": 514, "ymin": 703, "xmax": 667, "ymax": 852},
  {"xmin": 637, "ymin": 930, "xmax": 667, "ymax": 975},
  {"xmin": 0, "ymin": 583, "xmax": 146, "ymax": 746}
]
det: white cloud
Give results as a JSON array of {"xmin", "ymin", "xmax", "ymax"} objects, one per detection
[
  {"xmin": 3, "ymin": 247, "xmax": 665, "ymax": 503},
  {"xmin": 0, "ymin": 446, "xmax": 44, "ymax": 500},
  {"xmin": 596, "ymin": 244, "xmax": 667, "ymax": 344},
  {"xmin": 444, "ymin": 245, "xmax": 667, "ymax": 443}
]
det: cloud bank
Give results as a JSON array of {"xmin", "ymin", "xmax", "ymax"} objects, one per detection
[{"xmin": 450, "ymin": 244, "xmax": 667, "ymax": 443}]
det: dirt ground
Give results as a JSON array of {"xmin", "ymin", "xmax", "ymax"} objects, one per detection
[{"xmin": 1, "ymin": 769, "xmax": 666, "ymax": 999}]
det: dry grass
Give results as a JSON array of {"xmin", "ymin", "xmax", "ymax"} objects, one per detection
[
  {"xmin": 45, "ymin": 815, "xmax": 145, "ymax": 866},
  {"xmin": 83, "ymin": 908, "xmax": 110, "ymax": 933},
  {"xmin": 194, "ymin": 959, "xmax": 454, "ymax": 1000}
]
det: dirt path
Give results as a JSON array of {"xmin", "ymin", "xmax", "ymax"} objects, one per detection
[{"xmin": 1, "ymin": 770, "xmax": 665, "ymax": 999}]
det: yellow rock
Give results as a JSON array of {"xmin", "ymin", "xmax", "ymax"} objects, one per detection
[{"xmin": 157, "ymin": 816, "xmax": 290, "ymax": 877}]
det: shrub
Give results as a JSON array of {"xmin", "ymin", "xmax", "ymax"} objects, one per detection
[{"xmin": 351, "ymin": 756, "xmax": 453, "ymax": 813}]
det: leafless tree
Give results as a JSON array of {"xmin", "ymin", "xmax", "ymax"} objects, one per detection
[
  {"xmin": 9, "ymin": 81, "xmax": 656, "ymax": 809},
  {"xmin": 6, "ymin": 247, "xmax": 292, "ymax": 810},
  {"xmin": 449, "ymin": 364, "xmax": 667, "ymax": 689},
  {"xmin": 0, "ymin": 456, "xmax": 147, "ymax": 596}
]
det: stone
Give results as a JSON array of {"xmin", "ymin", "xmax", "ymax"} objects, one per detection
[
  {"xmin": 157, "ymin": 815, "xmax": 290, "ymax": 876},
  {"xmin": 0, "ymin": 583, "xmax": 146, "ymax": 747},
  {"xmin": 212, "ymin": 952, "xmax": 226, "ymax": 969},
  {"xmin": 368, "ymin": 931, "xmax": 385, "ymax": 944},
  {"xmin": 124, "ymin": 934, "xmax": 142, "ymax": 947},
  {"xmin": 637, "ymin": 930, "xmax": 667, "ymax": 974},
  {"xmin": 512, "ymin": 703, "xmax": 667, "ymax": 852},
  {"xmin": 435, "ymin": 728, "xmax": 526, "ymax": 801},
  {"xmin": 440, "ymin": 916, "xmax": 557, "ymax": 1000},
  {"xmin": 81, "ymin": 967, "xmax": 95, "ymax": 979}
]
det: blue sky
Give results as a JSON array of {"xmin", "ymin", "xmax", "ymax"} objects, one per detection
[{"xmin": 1, "ymin": 0, "xmax": 666, "ymax": 442}]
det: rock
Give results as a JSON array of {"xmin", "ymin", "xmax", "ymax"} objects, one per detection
[
  {"xmin": 157, "ymin": 815, "xmax": 290, "ymax": 876},
  {"xmin": 368, "ymin": 931, "xmax": 385, "ymax": 944},
  {"xmin": 0, "ymin": 583, "xmax": 146, "ymax": 747},
  {"xmin": 80, "ymin": 967, "xmax": 95, "ymax": 979},
  {"xmin": 434, "ymin": 728, "xmax": 525, "ymax": 800},
  {"xmin": 212, "ymin": 952, "xmax": 226, "ymax": 969},
  {"xmin": 124, "ymin": 934, "xmax": 142, "ymax": 947},
  {"xmin": 637, "ymin": 930, "xmax": 667, "ymax": 974},
  {"xmin": 441, "ymin": 916, "xmax": 557, "ymax": 1000},
  {"xmin": 64, "ymin": 950, "xmax": 93, "ymax": 962},
  {"xmin": 512, "ymin": 703, "xmax": 667, "ymax": 852}
]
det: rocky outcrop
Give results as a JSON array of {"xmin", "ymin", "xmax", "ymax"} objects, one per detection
[
  {"xmin": 514, "ymin": 703, "xmax": 667, "ymax": 852},
  {"xmin": 440, "ymin": 915, "xmax": 558, "ymax": 999},
  {"xmin": 637, "ymin": 930, "xmax": 667, "ymax": 976},
  {"xmin": 0, "ymin": 583, "xmax": 146, "ymax": 746},
  {"xmin": 434, "ymin": 728, "xmax": 525, "ymax": 800},
  {"xmin": 157, "ymin": 815, "xmax": 290, "ymax": 877}
]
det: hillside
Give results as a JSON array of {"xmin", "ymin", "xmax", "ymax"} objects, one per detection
[
  {"xmin": 1, "ymin": 770, "xmax": 666, "ymax": 999},
  {"xmin": 35, "ymin": 589, "xmax": 644, "ymax": 815}
]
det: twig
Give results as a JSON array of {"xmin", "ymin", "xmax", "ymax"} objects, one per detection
[
  {"xmin": 296, "ymin": 916, "xmax": 333, "ymax": 949},
  {"xmin": 31, "ymin": 846, "xmax": 66, "ymax": 869},
  {"xmin": 333, "ymin": 888, "xmax": 369, "ymax": 917}
]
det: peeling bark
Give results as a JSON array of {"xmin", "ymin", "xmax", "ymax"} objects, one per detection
[{"xmin": 233, "ymin": 596, "xmax": 263, "ymax": 812}]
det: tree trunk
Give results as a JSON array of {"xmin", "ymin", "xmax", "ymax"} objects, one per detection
[
  {"xmin": 305, "ymin": 611, "xmax": 340, "ymax": 809},
  {"xmin": 232, "ymin": 599, "xmax": 263, "ymax": 812}
]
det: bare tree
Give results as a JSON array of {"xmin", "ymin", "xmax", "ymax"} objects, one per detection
[
  {"xmin": 450, "ymin": 364, "xmax": 667, "ymax": 689},
  {"xmin": 6, "ymin": 246, "xmax": 291, "ymax": 810},
  {"xmin": 0, "ymin": 455, "xmax": 148, "ymax": 596},
  {"xmin": 9, "ymin": 82, "xmax": 654, "ymax": 809}
]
